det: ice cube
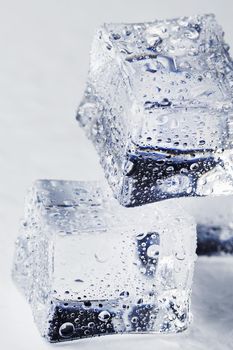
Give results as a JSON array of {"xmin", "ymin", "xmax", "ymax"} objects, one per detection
[
  {"xmin": 179, "ymin": 196, "xmax": 233, "ymax": 255},
  {"xmin": 12, "ymin": 180, "xmax": 196, "ymax": 342},
  {"xmin": 77, "ymin": 14, "xmax": 233, "ymax": 206}
]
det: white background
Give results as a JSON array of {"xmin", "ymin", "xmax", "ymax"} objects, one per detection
[{"xmin": 1, "ymin": 0, "xmax": 233, "ymax": 349}]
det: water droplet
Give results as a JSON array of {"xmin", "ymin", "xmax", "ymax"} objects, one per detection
[
  {"xmin": 131, "ymin": 316, "xmax": 138, "ymax": 323},
  {"xmin": 98, "ymin": 310, "xmax": 111, "ymax": 322},
  {"xmin": 184, "ymin": 27, "xmax": 200, "ymax": 40},
  {"xmin": 145, "ymin": 62, "xmax": 157, "ymax": 73},
  {"xmin": 94, "ymin": 251, "xmax": 108, "ymax": 263},
  {"xmin": 175, "ymin": 249, "xmax": 186, "ymax": 261},
  {"xmin": 160, "ymin": 98, "xmax": 172, "ymax": 107},
  {"xmin": 157, "ymin": 115, "xmax": 168, "ymax": 125},
  {"xmin": 140, "ymin": 266, "xmax": 147, "ymax": 274},
  {"xmin": 166, "ymin": 166, "xmax": 174, "ymax": 173},
  {"xmin": 120, "ymin": 291, "xmax": 129, "ymax": 298},
  {"xmin": 178, "ymin": 18, "xmax": 189, "ymax": 27},
  {"xmin": 84, "ymin": 300, "xmax": 92, "ymax": 308},
  {"xmin": 124, "ymin": 29, "xmax": 132, "ymax": 36},
  {"xmin": 106, "ymin": 44, "xmax": 112, "ymax": 50},
  {"xmin": 136, "ymin": 232, "xmax": 148, "ymax": 240},
  {"xmin": 157, "ymin": 175, "xmax": 190, "ymax": 194},
  {"xmin": 111, "ymin": 33, "xmax": 121, "ymax": 40},
  {"xmin": 146, "ymin": 25, "xmax": 168, "ymax": 39},
  {"xmin": 88, "ymin": 321, "xmax": 95, "ymax": 328},
  {"xmin": 124, "ymin": 159, "xmax": 135, "ymax": 176},
  {"xmin": 144, "ymin": 98, "xmax": 171, "ymax": 110},
  {"xmin": 199, "ymin": 140, "xmax": 205, "ymax": 146},
  {"xmin": 147, "ymin": 35, "xmax": 163, "ymax": 50},
  {"xmin": 147, "ymin": 244, "xmax": 160, "ymax": 258},
  {"xmin": 63, "ymin": 200, "xmax": 75, "ymax": 206},
  {"xmin": 190, "ymin": 163, "xmax": 199, "ymax": 171},
  {"xmin": 74, "ymin": 278, "xmax": 84, "ymax": 283},
  {"xmin": 156, "ymin": 55, "xmax": 178, "ymax": 72},
  {"xmin": 59, "ymin": 322, "xmax": 75, "ymax": 338}
]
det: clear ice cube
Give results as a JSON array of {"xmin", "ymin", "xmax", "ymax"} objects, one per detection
[
  {"xmin": 77, "ymin": 14, "xmax": 233, "ymax": 206},
  {"xmin": 179, "ymin": 196, "xmax": 233, "ymax": 255},
  {"xmin": 12, "ymin": 180, "xmax": 196, "ymax": 342}
]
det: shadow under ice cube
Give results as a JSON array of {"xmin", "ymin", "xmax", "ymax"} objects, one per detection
[
  {"xmin": 77, "ymin": 14, "xmax": 233, "ymax": 206},
  {"xmin": 179, "ymin": 195, "xmax": 233, "ymax": 255},
  {"xmin": 12, "ymin": 180, "xmax": 196, "ymax": 342}
]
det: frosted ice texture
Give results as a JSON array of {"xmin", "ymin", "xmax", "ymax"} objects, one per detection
[
  {"xmin": 12, "ymin": 180, "xmax": 196, "ymax": 342},
  {"xmin": 179, "ymin": 196, "xmax": 233, "ymax": 255},
  {"xmin": 77, "ymin": 14, "xmax": 233, "ymax": 207}
]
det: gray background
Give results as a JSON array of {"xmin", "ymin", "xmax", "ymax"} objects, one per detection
[{"xmin": 1, "ymin": 0, "xmax": 233, "ymax": 349}]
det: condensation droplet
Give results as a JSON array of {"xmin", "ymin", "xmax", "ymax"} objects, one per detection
[
  {"xmin": 147, "ymin": 244, "xmax": 160, "ymax": 258},
  {"xmin": 124, "ymin": 159, "xmax": 135, "ymax": 176},
  {"xmin": 120, "ymin": 291, "xmax": 129, "ymax": 298},
  {"xmin": 74, "ymin": 278, "xmax": 84, "ymax": 283},
  {"xmin": 98, "ymin": 310, "xmax": 111, "ymax": 322},
  {"xmin": 88, "ymin": 322, "xmax": 95, "ymax": 328},
  {"xmin": 94, "ymin": 252, "xmax": 108, "ymax": 263},
  {"xmin": 131, "ymin": 316, "xmax": 138, "ymax": 324},
  {"xmin": 184, "ymin": 27, "xmax": 200, "ymax": 40},
  {"xmin": 199, "ymin": 140, "xmax": 205, "ymax": 145},
  {"xmin": 136, "ymin": 232, "xmax": 148, "ymax": 240},
  {"xmin": 111, "ymin": 33, "xmax": 121, "ymax": 40},
  {"xmin": 59, "ymin": 322, "xmax": 75, "ymax": 338},
  {"xmin": 190, "ymin": 163, "xmax": 199, "ymax": 171},
  {"xmin": 175, "ymin": 249, "xmax": 186, "ymax": 261}
]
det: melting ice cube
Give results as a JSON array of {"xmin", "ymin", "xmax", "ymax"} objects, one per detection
[
  {"xmin": 13, "ymin": 180, "xmax": 196, "ymax": 342},
  {"xmin": 77, "ymin": 14, "xmax": 233, "ymax": 206},
  {"xmin": 179, "ymin": 195, "xmax": 233, "ymax": 255}
]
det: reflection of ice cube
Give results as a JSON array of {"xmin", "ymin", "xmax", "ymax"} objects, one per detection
[
  {"xmin": 12, "ymin": 180, "xmax": 196, "ymax": 342},
  {"xmin": 179, "ymin": 196, "xmax": 233, "ymax": 255},
  {"xmin": 77, "ymin": 14, "xmax": 233, "ymax": 206}
]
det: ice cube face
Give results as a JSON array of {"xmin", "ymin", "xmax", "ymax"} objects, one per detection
[
  {"xmin": 179, "ymin": 196, "xmax": 233, "ymax": 255},
  {"xmin": 12, "ymin": 180, "xmax": 196, "ymax": 342},
  {"xmin": 77, "ymin": 14, "xmax": 233, "ymax": 207}
]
